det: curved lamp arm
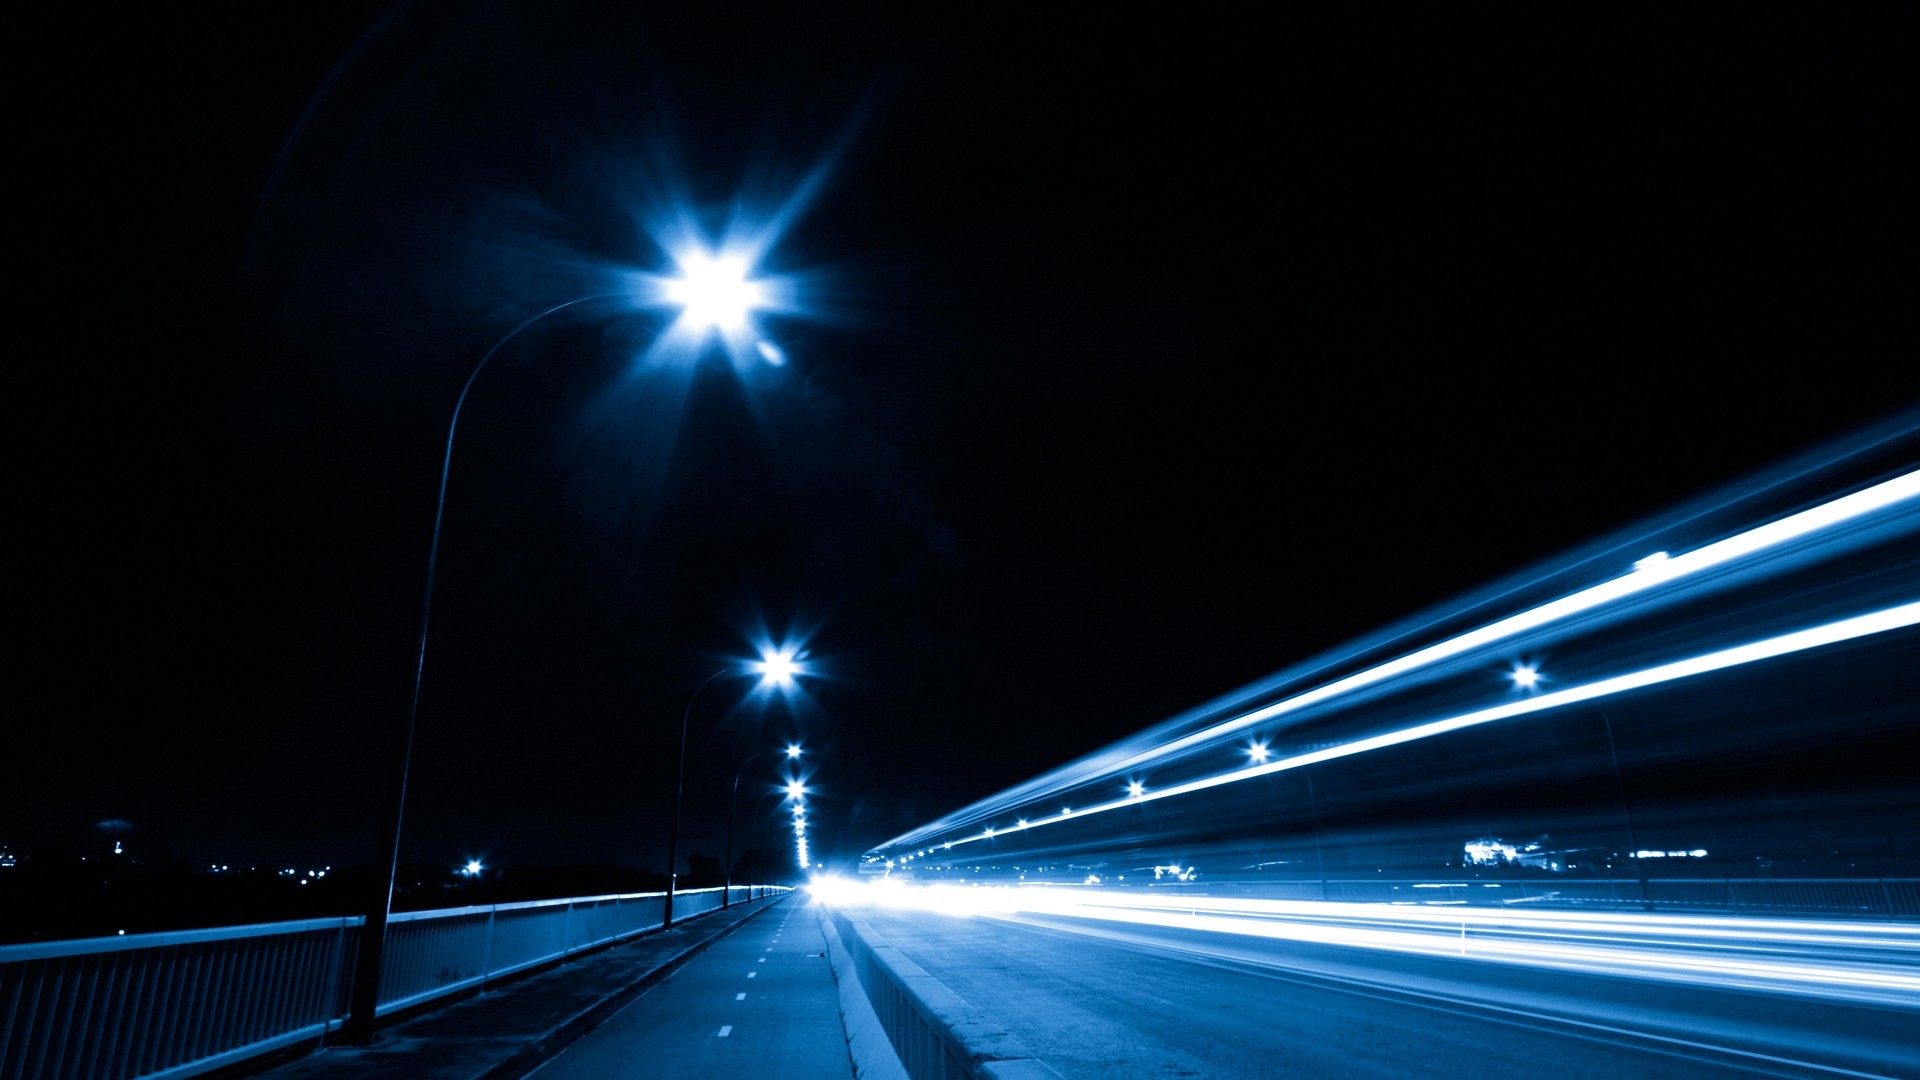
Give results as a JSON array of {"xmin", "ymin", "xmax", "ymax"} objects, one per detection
[{"xmin": 347, "ymin": 290, "xmax": 622, "ymax": 1044}]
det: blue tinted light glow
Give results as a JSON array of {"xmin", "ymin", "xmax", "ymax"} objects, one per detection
[{"xmin": 919, "ymin": 601, "xmax": 1919, "ymax": 852}]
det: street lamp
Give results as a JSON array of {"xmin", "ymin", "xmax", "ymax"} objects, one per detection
[
  {"xmin": 346, "ymin": 245, "xmax": 785, "ymax": 1045},
  {"xmin": 665, "ymin": 648, "xmax": 802, "ymax": 929},
  {"xmin": 725, "ymin": 742, "xmax": 800, "ymax": 908},
  {"xmin": 786, "ymin": 781, "xmax": 810, "ymax": 870},
  {"xmin": 1249, "ymin": 741, "xmax": 1328, "ymax": 901},
  {"xmin": 345, "ymin": 291, "xmax": 621, "ymax": 1046},
  {"xmin": 1510, "ymin": 664, "xmax": 1651, "ymax": 911}
]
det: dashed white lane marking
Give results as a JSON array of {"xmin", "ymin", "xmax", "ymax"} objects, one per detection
[
  {"xmin": 718, "ymin": 1026, "xmax": 732, "ymax": 1037},
  {"xmin": 736, "ymin": 992, "xmax": 746, "ymax": 1000},
  {"xmin": 758, "ymin": 957, "xmax": 766, "ymax": 963},
  {"xmin": 748, "ymin": 971, "xmax": 757, "ymax": 978}
]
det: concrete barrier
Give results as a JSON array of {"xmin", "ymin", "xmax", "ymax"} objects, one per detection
[{"xmin": 820, "ymin": 906, "xmax": 1061, "ymax": 1080}]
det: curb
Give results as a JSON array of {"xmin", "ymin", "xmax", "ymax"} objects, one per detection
[{"xmin": 825, "ymin": 906, "xmax": 1063, "ymax": 1080}]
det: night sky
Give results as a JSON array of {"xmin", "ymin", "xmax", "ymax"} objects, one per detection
[{"xmin": 15, "ymin": 4, "xmax": 1917, "ymax": 880}]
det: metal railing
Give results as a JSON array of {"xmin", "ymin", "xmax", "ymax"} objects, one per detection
[{"xmin": 0, "ymin": 884, "xmax": 788, "ymax": 1080}]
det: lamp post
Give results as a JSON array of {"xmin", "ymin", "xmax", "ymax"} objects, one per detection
[
  {"xmin": 745, "ymin": 789, "xmax": 775, "ymax": 897},
  {"xmin": 1250, "ymin": 741, "xmax": 1329, "ymax": 901},
  {"xmin": 1302, "ymin": 770, "xmax": 1328, "ymax": 902},
  {"xmin": 344, "ymin": 292, "xmax": 621, "ymax": 1046},
  {"xmin": 1598, "ymin": 705, "xmax": 1654, "ymax": 912},
  {"xmin": 345, "ymin": 243, "xmax": 782, "ymax": 1044},
  {"xmin": 726, "ymin": 743, "xmax": 800, "ymax": 908},
  {"xmin": 664, "ymin": 649, "xmax": 800, "ymax": 929},
  {"xmin": 1512, "ymin": 665, "xmax": 1651, "ymax": 912}
]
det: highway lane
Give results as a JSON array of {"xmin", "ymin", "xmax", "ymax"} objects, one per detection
[
  {"xmin": 846, "ymin": 901, "xmax": 1918, "ymax": 1079},
  {"xmin": 527, "ymin": 898, "xmax": 854, "ymax": 1079}
]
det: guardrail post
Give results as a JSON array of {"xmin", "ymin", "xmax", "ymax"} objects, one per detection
[{"xmin": 481, "ymin": 907, "xmax": 497, "ymax": 982}]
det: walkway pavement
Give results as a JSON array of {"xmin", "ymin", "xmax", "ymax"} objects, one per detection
[
  {"xmin": 243, "ymin": 894, "xmax": 812, "ymax": 1080},
  {"xmin": 522, "ymin": 892, "xmax": 853, "ymax": 1078}
]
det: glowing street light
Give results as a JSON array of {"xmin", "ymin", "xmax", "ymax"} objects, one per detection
[
  {"xmin": 665, "ymin": 645, "xmax": 806, "ymax": 929},
  {"xmin": 347, "ymin": 230, "xmax": 799, "ymax": 1042},
  {"xmin": 726, "ymin": 740, "xmax": 804, "ymax": 909},
  {"xmin": 664, "ymin": 251, "xmax": 765, "ymax": 333},
  {"xmin": 346, "ymin": 290, "xmax": 635, "ymax": 1045}
]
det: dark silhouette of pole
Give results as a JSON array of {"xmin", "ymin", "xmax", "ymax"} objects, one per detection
[
  {"xmin": 726, "ymin": 744, "xmax": 800, "ymax": 908},
  {"xmin": 343, "ymin": 295, "xmax": 616, "ymax": 1046},
  {"xmin": 1600, "ymin": 706, "xmax": 1654, "ymax": 911},
  {"xmin": 721, "ymin": 749, "xmax": 764, "ymax": 899},
  {"xmin": 1303, "ymin": 771, "xmax": 1329, "ymax": 902},
  {"xmin": 665, "ymin": 667, "xmax": 729, "ymax": 929},
  {"xmin": 746, "ymin": 790, "xmax": 775, "ymax": 900}
]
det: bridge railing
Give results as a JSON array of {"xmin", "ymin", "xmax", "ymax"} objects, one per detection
[{"xmin": 0, "ymin": 884, "xmax": 788, "ymax": 1080}]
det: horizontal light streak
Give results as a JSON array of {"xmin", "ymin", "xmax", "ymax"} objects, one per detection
[
  {"xmin": 826, "ymin": 883, "xmax": 1920, "ymax": 1008},
  {"xmin": 917, "ymin": 600, "xmax": 1919, "ymax": 854},
  {"xmin": 1155, "ymin": 468, "xmax": 1920, "ymax": 749}
]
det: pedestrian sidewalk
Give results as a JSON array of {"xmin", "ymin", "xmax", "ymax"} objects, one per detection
[{"xmin": 239, "ymin": 894, "xmax": 792, "ymax": 1080}]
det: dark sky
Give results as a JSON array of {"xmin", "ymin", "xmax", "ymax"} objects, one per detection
[{"xmin": 16, "ymin": 4, "xmax": 1917, "ymax": 878}]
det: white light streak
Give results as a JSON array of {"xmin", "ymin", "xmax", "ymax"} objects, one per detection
[
  {"xmin": 1078, "ymin": 470, "xmax": 1920, "ymax": 787},
  {"xmin": 829, "ymin": 884, "xmax": 1920, "ymax": 1008},
  {"xmin": 931, "ymin": 601, "xmax": 1920, "ymax": 850}
]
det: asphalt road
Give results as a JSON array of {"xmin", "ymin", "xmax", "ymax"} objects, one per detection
[
  {"xmin": 526, "ymin": 901, "xmax": 854, "ymax": 1079},
  {"xmin": 849, "ymin": 904, "xmax": 1919, "ymax": 1080}
]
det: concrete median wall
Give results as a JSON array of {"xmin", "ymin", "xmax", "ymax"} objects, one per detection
[{"xmin": 820, "ymin": 906, "xmax": 1061, "ymax": 1080}]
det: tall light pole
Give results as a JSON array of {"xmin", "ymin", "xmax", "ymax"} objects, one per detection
[
  {"xmin": 664, "ymin": 648, "xmax": 801, "ymax": 929},
  {"xmin": 1512, "ymin": 665, "xmax": 1651, "ymax": 912},
  {"xmin": 1250, "ymin": 740, "xmax": 1328, "ymax": 901},
  {"xmin": 745, "ymin": 788, "xmax": 776, "ymax": 898},
  {"xmin": 346, "ymin": 240, "xmax": 782, "ymax": 1044},
  {"xmin": 726, "ymin": 743, "xmax": 801, "ymax": 908},
  {"xmin": 1303, "ymin": 770, "xmax": 1328, "ymax": 902},
  {"xmin": 344, "ymin": 292, "xmax": 620, "ymax": 1047},
  {"xmin": 1598, "ymin": 705, "xmax": 1654, "ymax": 912}
]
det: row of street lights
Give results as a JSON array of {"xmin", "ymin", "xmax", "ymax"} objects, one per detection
[
  {"xmin": 664, "ymin": 647, "xmax": 810, "ymax": 928},
  {"xmin": 725, "ymin": 741, "xmax": 801, "ymax": 910}
]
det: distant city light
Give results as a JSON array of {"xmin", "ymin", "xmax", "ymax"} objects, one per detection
[{"xmin": 1511, "ymin": 664, "xmax": 1540, "ymax": 690}]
